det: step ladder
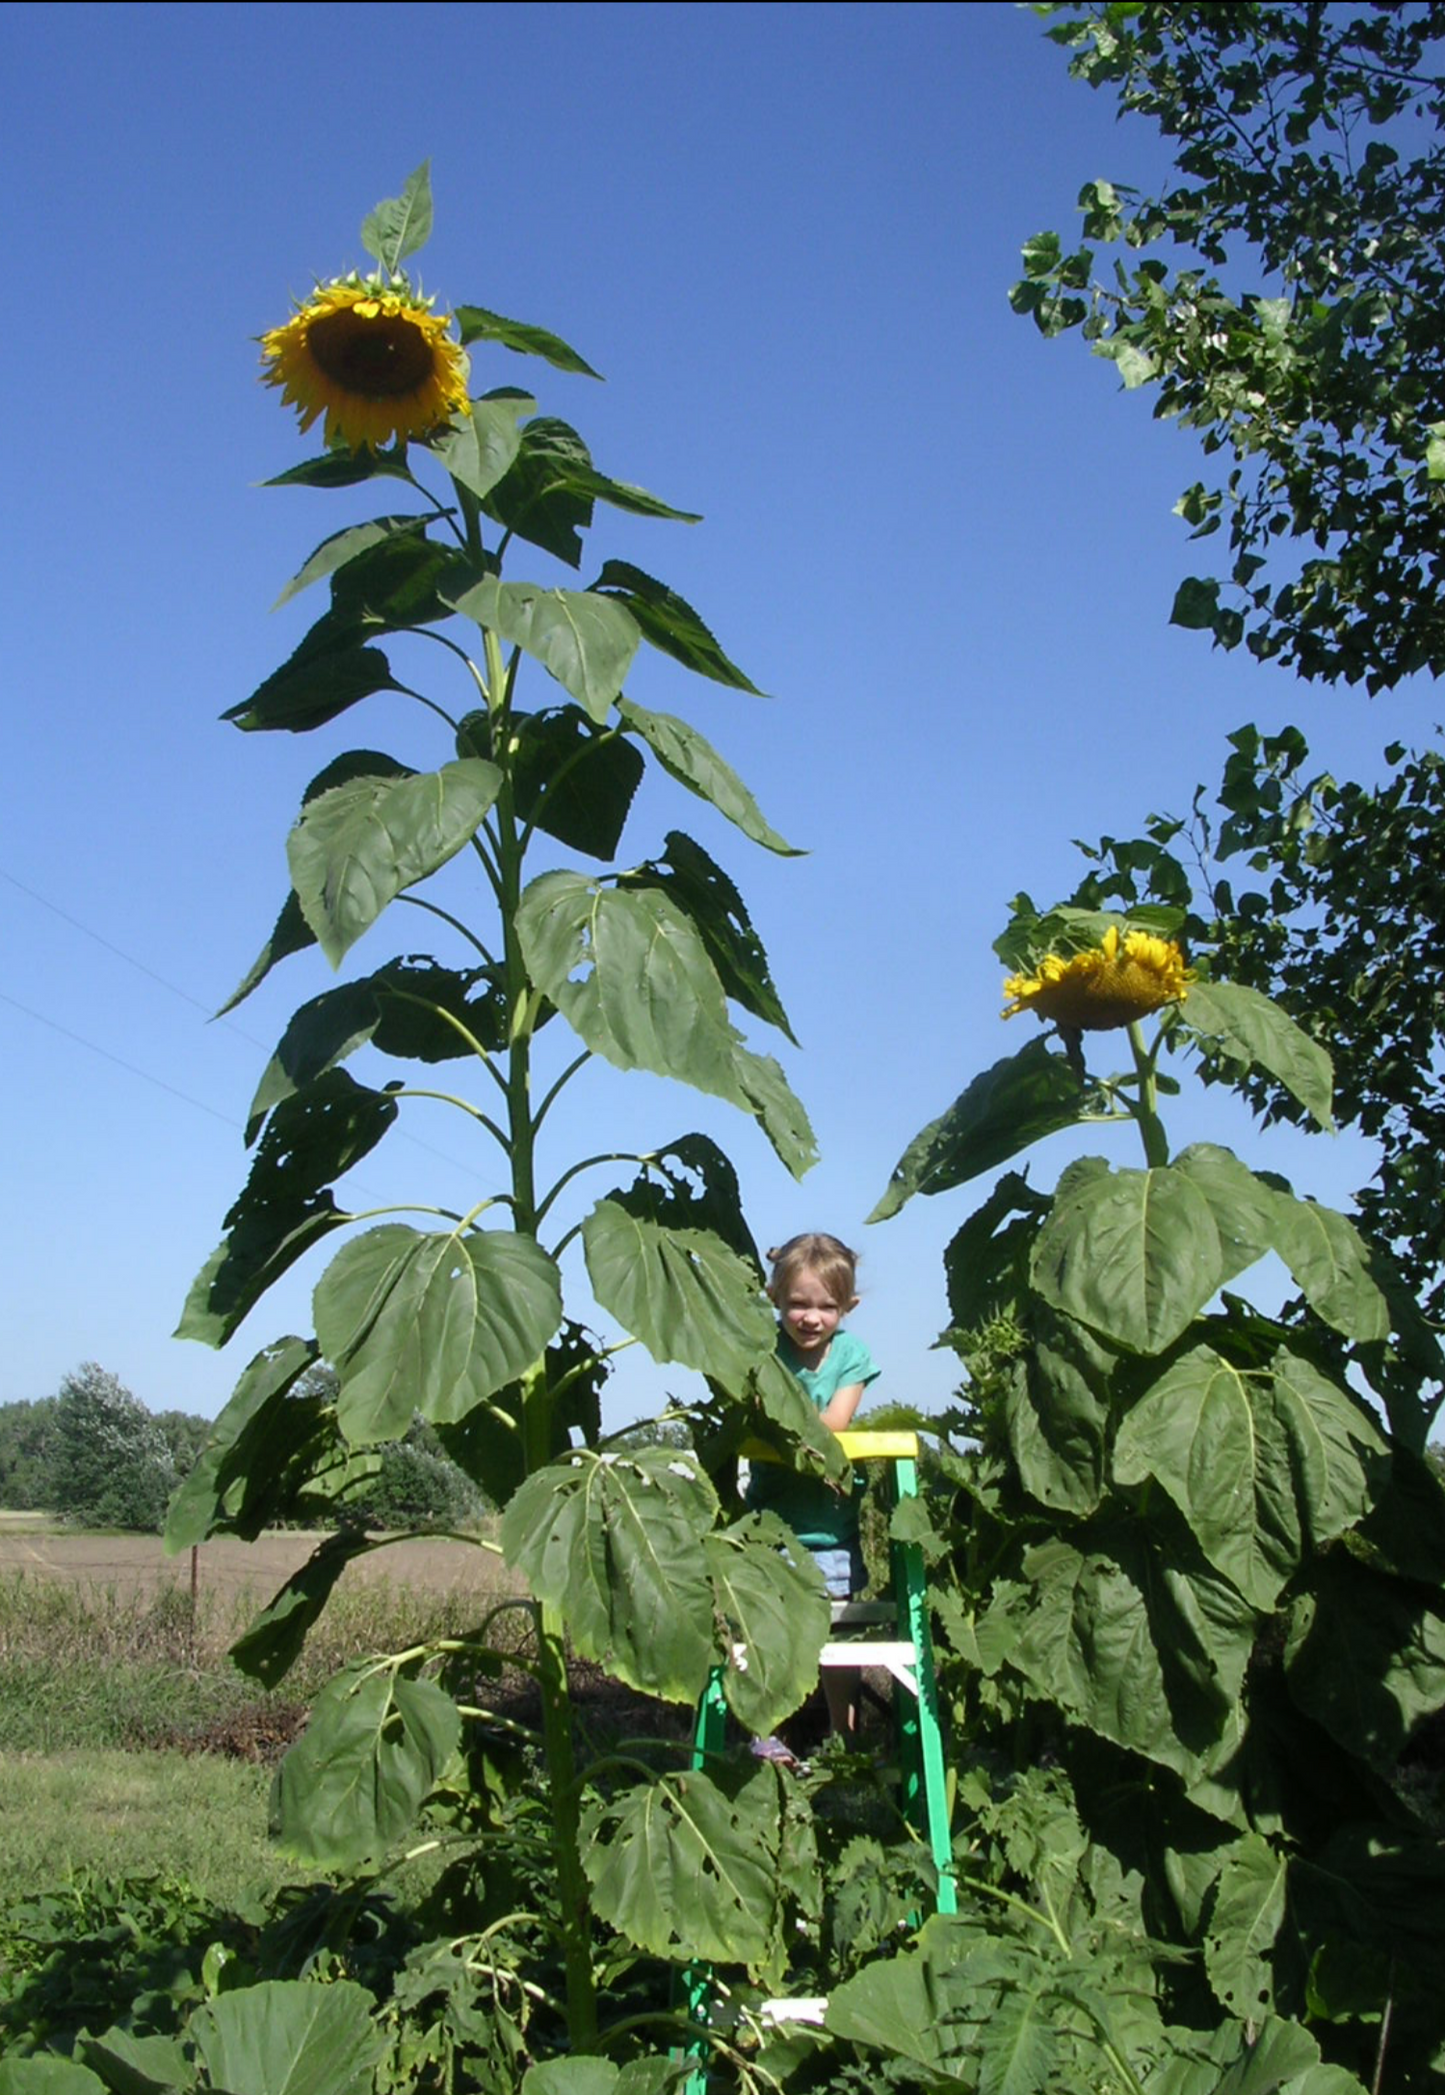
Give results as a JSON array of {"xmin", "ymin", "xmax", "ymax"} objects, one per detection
[{"xmin": 680, "ymin": 1430, "xmax": 955, "ymax": 2084}]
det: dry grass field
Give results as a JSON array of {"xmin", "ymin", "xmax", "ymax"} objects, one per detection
[{"xmin": 0, "ymin": 1523, "xmax": 516, "ymax": 1608}]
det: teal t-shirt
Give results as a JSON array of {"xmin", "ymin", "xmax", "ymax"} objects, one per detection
[{"xmin": 744, "ymin": 1328, "xmax": 880, "ymax": 1547}]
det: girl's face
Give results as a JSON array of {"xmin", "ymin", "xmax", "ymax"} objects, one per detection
[{"xmin": 776, "ymin": 1266, "xmax": 856, "ymax": 1363}]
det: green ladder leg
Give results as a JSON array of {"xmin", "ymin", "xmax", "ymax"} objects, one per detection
[
  {"xmin": 888, "ymin": 1452, "xmax": 956, "ymax": 1914},
  {"xmin": 677, "ymin": 1432, "xmax": 955, "ymax": 2086}
]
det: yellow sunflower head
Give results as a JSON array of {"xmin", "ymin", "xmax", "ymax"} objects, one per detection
[
  {"xmin": 260, "ymin": 277, "xmax": 471, "ymax": 451},
  {"xmin": 1002, "ymin": 923, "xmax": 1193, "ymax": 1030}
]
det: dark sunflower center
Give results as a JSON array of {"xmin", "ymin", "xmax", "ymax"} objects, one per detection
[{"xmin": 308, "ymin": 307, "xmax": 436, "ymax": 397}]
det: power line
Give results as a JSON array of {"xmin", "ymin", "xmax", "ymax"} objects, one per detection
[
  {"xmin": 0, "ymin": 865, "xmax": 269, "ymax": 1048},
  {"xmin": 1, "ymin": 867, "xmax": 488, "ymax": 1182},
  {"xmin": 0, "ymin": 992, "xmax": 239, "ymax": 1128}
]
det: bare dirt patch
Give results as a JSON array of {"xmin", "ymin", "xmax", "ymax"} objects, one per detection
[{"xmin": 0, "ymin": 1528, "xmax": 516, "ymax": 1608}]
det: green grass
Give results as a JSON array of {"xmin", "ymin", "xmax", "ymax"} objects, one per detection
[
  {"xmin": 0, "ymin": 1566, "xmax": 519, "ymax": 1752},
  {"xmin": 0, "ymin": 1750, "xmax": 297, "ymax": 1908},
  {"xmin": 0, "ymin": 1564, "xmax": 527, "ymax": 1911}
]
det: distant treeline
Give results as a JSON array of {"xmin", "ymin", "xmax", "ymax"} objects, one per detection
[{"xmin": 0, "ymin": 1363, "xmax": 488, "ymax": 1534}]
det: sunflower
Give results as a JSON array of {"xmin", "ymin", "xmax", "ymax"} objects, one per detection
[
  {"xmin": 260, "ymin": 278, "xmax": 471, "ymax": 451},
  {"xmin": 1002, "ymin": 924, "xmax": 1192, "ymax": 1030}
]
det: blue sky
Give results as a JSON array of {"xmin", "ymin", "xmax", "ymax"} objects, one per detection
[{"xmin": 2, "ymin": 1, "xmax": 1429, "ymax": 1431}]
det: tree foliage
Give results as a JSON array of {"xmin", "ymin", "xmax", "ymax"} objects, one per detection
[
  {"xmin": 1015, "ymin": 1, "xmax": 1445, "ymax": 690},
  {"xmin": 0, "ymin": 1398, "xmax": 58, "ymax": 1512},
  {"xmin": 46, "ymin": 1365, "xmax": 177, "ymax": 1534}
]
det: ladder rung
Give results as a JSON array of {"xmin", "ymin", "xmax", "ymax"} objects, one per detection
[
  {"xmin": 834, "ymin": 1429, "xmax": 918, "ymax": 1459},
  {"xmin": 819, "ymin": 1639, "xmax": 919, "ymax": 1695}
]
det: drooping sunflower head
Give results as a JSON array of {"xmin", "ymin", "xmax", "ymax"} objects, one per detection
[
  {"xmin": 260, "ymin": 276, "xmax": 471, "ymax": 451},
  {"xmin": 1002, "ymin": 923, "xmax": 1192, "ymax": 1030}
]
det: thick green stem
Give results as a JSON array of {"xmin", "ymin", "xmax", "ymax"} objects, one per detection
[
  {"xmin": 536, "ymin": 1596, "xmax": 598, "ymax": 2047},
  {"xmin": 1127, "ymin": 1021, "xmax": 1169, "ymax": 1169},
  {"xmin": 481, "ymin": 619, "xmax": 599, "ymax": 2049}
]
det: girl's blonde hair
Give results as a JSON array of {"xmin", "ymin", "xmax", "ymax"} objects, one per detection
[{"xmin": 766, "ymin": 1232, "xmax": 860, "ymax": 1308}]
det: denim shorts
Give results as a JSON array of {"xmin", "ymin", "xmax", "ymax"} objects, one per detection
[{"xmin": 812, "ymin": 1538, "xmax": 865, "ymax": 1600}]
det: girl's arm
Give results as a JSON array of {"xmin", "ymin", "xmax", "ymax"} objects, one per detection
[{"xmin": 819, "ymin": 1381, "xmax": 866, "ymax": 1433}]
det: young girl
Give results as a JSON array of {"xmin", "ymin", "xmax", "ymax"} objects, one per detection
[{"xmin": 746, "ymin": 1233, "xmax": 878, "ymax": 1749}]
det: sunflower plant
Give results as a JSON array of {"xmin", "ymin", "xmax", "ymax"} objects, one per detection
[
  {"xmin": 850, "ymin": 891, "xmax": 1445, "ymax": 2093},
  {"xmin": 160, "ymin": 166, "xmax": 860, "ymax": 2077}
]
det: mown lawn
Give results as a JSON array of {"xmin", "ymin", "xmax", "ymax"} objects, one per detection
[{"xmin": 0, "ymin": 1751, "xmax": 295, "ymax": 1909}]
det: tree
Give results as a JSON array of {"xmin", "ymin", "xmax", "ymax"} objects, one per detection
[
  {"xmin": 0, "ymin": 1397, "xmax": 58, "ymax": 1510},
  {"xmin": 1012, "ymin": 2, "xmax": 1445, "ymax": 1431},
  {"xmin": 47, "ymin": 1364, "xmax": 177, "ymax": 1532},
  {"xmin": 1014, "ymin": 2, "xmax": 1445, "ymax": 690},
  {"xmin": 151, "ymin": 1407, "xmax": 214, "ymax": 1485}
]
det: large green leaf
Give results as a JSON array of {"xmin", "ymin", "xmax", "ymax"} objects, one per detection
[
  {"xmin": 448, "ymin": 575, "xmax": 639, "ymax": 722},
  {"xmin": 942, "ymin": 1170, "xmax": 1052, "ymax": 1329},
  {"xmin": 315, "ymin": 1225, "xmax": 562, "ymax": 1441},
  {"xmin": 225, "ymin": 638, "xmax": 401, "ymax": 734},
  {"xmin": 703, "ymin": 1514, "xmax": 829, "ymax": 1735},
  {"xmin": 273, "ymin": 515, "xmax": 436, "ymax": 611},
  {"xmin": 220, "ymin": 889, "xmax": 317, "ymax": 1014},
  {"xmin": 164, "ymin": 1335, "xmax": 321, "ymax": 1549},
  {"xmin": 325, "ymin": 530, "xmax": 479, "ymax": 635},
  {"xmin": 621, "ymin": 830, "xmax": 796, "ymax": 1042},
  {"xmin": 705, "ymin": 1346, "xmax": 849, "ymax": 1486},
  {"xmin": 75, "ymin": 2029, "xmax": 191, "ymax": 2095},
  {"xmin": 501, "ymin": 1446, "xmax": 719, "ymax": 1699},
  {"xmin": 521, "ymin": 2066, "xmax": 679, "ymax": 2095},
  {"xmin": 1285, "ymin": 1555, "xmax": 1445, "ymax": 1771},
  {"xmin": 229, "ymin": 1531, "xmax": 374, "ymax": 1688},
  {"xmin": 592, "ymin": 559, "xmax": 763, "ymax": 693},
  {"xmin": 0, "ymin": 2064, "xmax": 107, "ymax": 2094},
  {"xmin": 422, "ymin": 390, "xmax": 533, "ymax": 501},
  {"xmin": 822, "ymin": 1916, "xmax": 1087, "ymax": 2083},
  {"xmin": 583, "ymin": 1201, "xmax": 775, "ymax": 1379},
  {"xmin": 1033, "ymin": 1162, "xmax": 1224, "ymax": 1355},
  {"xmin": 478, "ymin": 416, "xmax": 595, "ymax": 566},
  {"xmin": 1179, "ymin": 980, "xmax": 1335, "ymax": 1132},
  {"xmin": 288, "ymin": 757, "xmax": 501, "ymax": 966},
  {"xmin": 1115, "ymin": 1345, "xmax": 1385, "ymax": 1610},
  {"xmin": 270, "ymin": 1663, "xmax": 460, "ymax": 1869},
  {"xmin": 191, "ymin": 1979, "xmax": 384, "ymax": 2095},
  {"xmin": 518, "ymin": 870, "xmax": 741, "ymax": 1094},
  {"xmin": 245, "ymin": 961, "xmax": 504, "ymax": 1140},
  {"xmin": 360, "ymin": 161, "xmax": 433, "ymax": 272},
  {"xmin": 729, "ymin": 1045, "xmax": 818, "ymax": 1180},
  {"xmin": 435, "ymin": 1322, "xmax": 608, "ymax": 1513},
  {"xmin": 478, "ymin": 415, "xmax": 698, "ymax": 548},
  {"xmin": 1012, "ymin": 1521, "xmax": 1256, "ymax": 1781},
  {"xmin": 177, "ymin": 1071, "xmax": 396, "ymax": 1347},
  {"xmin": 617, "ymin": 698, "xmax": 798, "ymax": 853},
  {"xmin": 455, "ymin": 305, "xmax": 602, "ymax": 379},
  {"xmin": 581, "ymin": 1762, "xmax": 789, "ymax": 1969},
  {"xmin": 1004, "ymin": 1314, "xmax": 1110, "ymax": 1516},
  {"xmin": 870, "ymin": 1041, "xmax": 1087, "ymax": 1221},
  {"xmin": 263, "ymin": 449, "xmax": 411, "ymax": 491},
  {"xmin": 1265, "ymin": 1193, "xmax": 1391, "ymax": 1341},
  {"xmin": 1203, "ymin": 1833, "xmax": 1286, "ymax": 2020},
  {"xmin": 221, "ymin": 749, "xmax": 433, "ymax": 1010},
  {"xmin": 478, "ymin": 703, "xmax": 644, "ymax": 860},
  {"xmin": 1170, "ymin": 1143, "xmax": 1278, "ymax": 1285},
  {"xmin": 605, "ymin": 1132, "xmax": 759, "ymax": 1266}
]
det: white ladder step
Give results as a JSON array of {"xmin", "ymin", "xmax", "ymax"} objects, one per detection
[{"xmin": 819, "ymin": 1638, "xmax": 919, "ymax": 1695}]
